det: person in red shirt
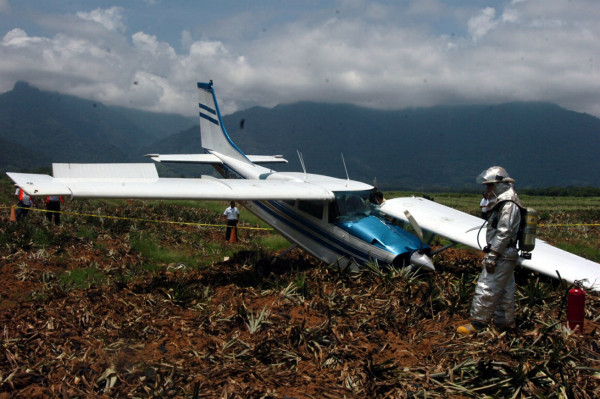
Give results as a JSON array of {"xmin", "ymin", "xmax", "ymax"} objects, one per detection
[{"xmin": 15, "ymin": 187, "xmax": 34, "ymax": 221}]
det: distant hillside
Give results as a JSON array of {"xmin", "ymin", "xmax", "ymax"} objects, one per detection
[
  {"xmin": 0, "ymin": 136, "xmax": 50, "ymax": 173},
  {"xmin": 0, "ymin": 82, "xmax": 194, "ymax": 170},
  {"xmin": 148, "ymin": 102, "xmax": 600, "ymax": 190},
  {"xmin": 2, "ymin": 82, "xmax": 599, "ymax": 190}
]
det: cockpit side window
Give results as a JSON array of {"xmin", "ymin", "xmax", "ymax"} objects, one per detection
[
  {"xmin": 328, "ymin": 201, "xmax": 340, "ymax": 223},
  {"xmin": 298, "ymin": 200, "xmax": 324, "ymax": 220}
]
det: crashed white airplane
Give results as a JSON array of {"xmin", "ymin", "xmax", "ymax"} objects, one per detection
[{"xmin": 7, "ymin": 81, "xmax": 600, "ymax": 292}]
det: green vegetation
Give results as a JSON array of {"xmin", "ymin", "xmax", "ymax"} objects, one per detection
[
  {"xmin": 1, "ymin": 175, "xmax": 599, "ymax": 398},
  {"xmin": 521, "ymin": 186, "xmax": 600, "ymax": 197},
  {"xmin": 257, "ymin": 234, "xmax": 290, "ymax": 251},
  {"xmin": 2, "ymin": 191, "xmax": 296, "ymax": 305},
  {"xmin": 129, "ymin": 231, "xmax": 199, "ymax": 269},
  {"xmin": 2, "ymin": 173, "xmax": 599, "ymax": 269},
  {"xmin": 59, "ymin": 266, "xmax": 106, "ymax": 290},
  {"xmin": 244, "ymin": 305, "xmax": 271, "ymax": 334},
  {"xmin": 75, "ymin": 225, "xmax": 97, "ymax": 240}
]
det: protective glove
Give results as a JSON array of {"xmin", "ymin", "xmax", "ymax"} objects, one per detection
[{"xmin": 482, "ymin": 254, "xmax": 497, "ymax": 273}]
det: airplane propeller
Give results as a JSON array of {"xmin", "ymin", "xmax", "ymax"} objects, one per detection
[
  {"xmin": 403, "ymin": 209, "xmax": 424, "ymax": 251},
  {"xmin": 402, "ymin": 209, "xmax": 436, "ymax": 271}
]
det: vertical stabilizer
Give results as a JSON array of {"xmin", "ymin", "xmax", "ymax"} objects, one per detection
[{"xmin": 197, "ymin": 81, "xmax": 250, "ymax": 163}]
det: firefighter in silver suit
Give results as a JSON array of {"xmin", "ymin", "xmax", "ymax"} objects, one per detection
[{"xmin": 458, "ymin": 166, "xmax": 521, "ymax": 334}]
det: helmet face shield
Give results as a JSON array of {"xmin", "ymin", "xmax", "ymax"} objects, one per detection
[{"xmin": 476, "ymin": 166, "xmax": 515, "ymax": 185}]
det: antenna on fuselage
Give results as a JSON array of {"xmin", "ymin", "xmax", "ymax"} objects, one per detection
[
  {"xmin": 297, "ymin": 150, "xmax": 307, "ymax": 181},
  {"xmin": 341, "ymin": 153, "xmax": 350, "ymax": 186}
]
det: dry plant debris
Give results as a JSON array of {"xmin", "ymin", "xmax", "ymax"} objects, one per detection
[{"xmin": 0, "ymin": 200, "xmax": 599, "ymax": 398}]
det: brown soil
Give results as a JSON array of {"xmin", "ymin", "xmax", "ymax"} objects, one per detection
[{"xmin": 1, "ymin": 216, "xmax": 599, "ymax": 398}]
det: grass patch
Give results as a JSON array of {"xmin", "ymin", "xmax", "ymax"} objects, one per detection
[
  {"xmin": 129, "ymin": 232, "xmax": 202, "ymax": 268},
  {"xmin": 258, "ymin": 234, "xmax": 290, "ymax": 251},
  {"xmin": 60, "ymin": 267, "xmax": 106, "ymax": 290},
  {"xmin": 555, "ymin": 241, "xmax": 600, "ymax": 263},
  {"xmin": 76, "ymin": 226, "xmax": 97, "ymax": 240},
  {"xmin": 199, "ymin": 241, "xmax": 237, "ymax": 267},
  {"xmin": 30, "ymin": 228, "xmax": 53, "ymax": 246}
]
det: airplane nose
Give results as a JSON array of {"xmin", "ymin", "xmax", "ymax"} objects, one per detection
[{"xmin": 409, "ymin": 251, "xmax": 435, "ymax": 271}]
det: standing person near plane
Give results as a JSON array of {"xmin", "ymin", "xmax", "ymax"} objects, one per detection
[
  {"xmin": 45, "ymin": 195, "xmax": 64, "ymax": 225},
  {"xmin": 458, "ymin": 166, "xmax": 521, "ymax": 334},
  {"xmin": 15, "ymin": 186, "xmax": 34, "ymax": 221},
  {"xmin": 223, "ymin": 201, "xmax": 240, "ymax": 241}
]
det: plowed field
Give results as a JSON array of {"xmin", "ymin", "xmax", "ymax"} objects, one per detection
[{"xmin": 1, "ymin": 197, "xmax": 599, "ymax": 398}]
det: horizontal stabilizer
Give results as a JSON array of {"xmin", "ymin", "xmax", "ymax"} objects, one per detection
[
  {"xmin": 246, "ymin": 155, "xmax": 288, "ymax": 164},
  {"xmin": 145, "ymin": 154, "xmax": 222, "ymax": 164},
  {"xmin": 145, "ymin": 153, "xmax": 287, "ymax": 164}
]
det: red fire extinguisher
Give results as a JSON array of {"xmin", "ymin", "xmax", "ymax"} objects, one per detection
[{"xmin": 567, "ymin": 281, "xmax": 585, "ymax": 332}]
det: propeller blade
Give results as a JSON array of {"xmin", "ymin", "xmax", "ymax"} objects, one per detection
[{"xmin": 403, "ymin": 210, "xmax": 424, "ymax": 248}]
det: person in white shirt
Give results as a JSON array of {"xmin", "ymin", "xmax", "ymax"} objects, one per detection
[{"xmin": 223, "ymin": 201, "xmax": 240, "ymax": 241}]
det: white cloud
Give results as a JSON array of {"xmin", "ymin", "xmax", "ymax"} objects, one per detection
[
  {"xmin": 468, "ymin": 7, "xmax": 498, "ymax": 41},
  {"xmin": 3, "ymin": 28, "xmax": 46, "ymax": 47},
  {"xmin": 1, "ymin": 1, "xmax": 600, "ymax": 119},
  {"xmin": 75, "ymin": 7, "xmax": 125, "ymax": 32}
]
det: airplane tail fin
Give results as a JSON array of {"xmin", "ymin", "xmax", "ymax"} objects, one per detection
[{"xmin": 197, "ymin": 81, "xmax": 250, "ymax": 163}]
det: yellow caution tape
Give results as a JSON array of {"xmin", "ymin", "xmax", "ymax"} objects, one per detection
[
  {"xmin": 4, "ymin": 205, "xmax": 599, "ymax": 228},
  {"xmin": 1, "ymin": 205, "xmax": 272, "ymax": 231}
]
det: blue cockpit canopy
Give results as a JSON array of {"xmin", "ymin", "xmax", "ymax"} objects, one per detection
[{"xmin": 332, "ymin": 190, "xmax": 429, "ymax": 256}]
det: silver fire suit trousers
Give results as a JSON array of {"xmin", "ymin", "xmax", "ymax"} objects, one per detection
[{"xmin": 470, "ymin": 256, "xmax": 517, "ymax": 327}]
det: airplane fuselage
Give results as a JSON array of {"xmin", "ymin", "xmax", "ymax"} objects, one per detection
[
  {"xmin": 211, "ymin": 152, "xmax": 433, "ymax": 270},
  {"xmin": 7, "ymin": 80, "xmax": 600, "ymax": 290}
]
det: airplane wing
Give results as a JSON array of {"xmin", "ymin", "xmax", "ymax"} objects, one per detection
[
  {"xmin": 7, "ymin": 163, "xmax": 333, "ymax": 201},
  {"xmin": 379, "ymin": 197, "xmax": 600, "ymax": 292}
]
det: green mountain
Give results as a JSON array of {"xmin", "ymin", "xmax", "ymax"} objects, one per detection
[
  {"xmin": 219, "ymin": 102, "xmax": 600, "ymax": 190},
  {"xmin": 147, "ymin": 101, "xmax": 600, "ymax": 190},
  {"xmin": 0, "ymin": 82, "xmax": 194, "ymax": 171},
  {"xmin": 2, "ymin": 82, "xmax": 599, "ymax": 190}
]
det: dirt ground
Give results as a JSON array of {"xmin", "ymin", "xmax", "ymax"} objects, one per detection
[{"xmin": 1, "ymin": 215, "xmax": 599, "ymax": 398}]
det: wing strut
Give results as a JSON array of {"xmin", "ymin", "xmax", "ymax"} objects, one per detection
[{"xmin": 431, "ymin": 242, "xmax": 457, "ymax": 256}]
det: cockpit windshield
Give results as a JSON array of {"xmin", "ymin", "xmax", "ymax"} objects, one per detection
[{"xmin": 330, "ymin": 189, "xmax": 382, "ymax": 223}]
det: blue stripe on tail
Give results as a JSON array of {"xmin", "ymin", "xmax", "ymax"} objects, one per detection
[{"xmin": 197, "ymin": 81, "xmax": 250, "ymax": 162}]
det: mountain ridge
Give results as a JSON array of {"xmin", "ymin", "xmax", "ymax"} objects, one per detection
[
  {"xmin": 2, "ymin": 82, "xmax": 599, "ymax": 190},
  {"xmin": 0, "ymin": 82, "xmax": 195, "ymax": 171},
  {"xmin": 217, "ymin": 101, "xmax": 600, "ymax": 190}
]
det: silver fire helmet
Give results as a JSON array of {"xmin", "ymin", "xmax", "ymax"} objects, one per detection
[{"xmin": 476, "ymin": 166, "xmax": 515, "ymax": 185}]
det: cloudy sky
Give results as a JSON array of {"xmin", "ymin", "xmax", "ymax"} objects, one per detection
[{"xmin": 1, "ymin": 0, "xmax": 599, "ymax": 117}]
